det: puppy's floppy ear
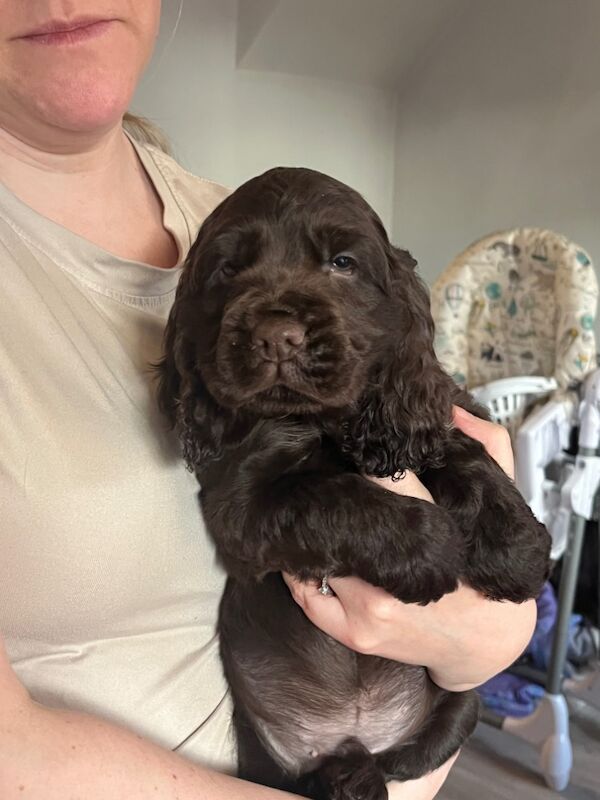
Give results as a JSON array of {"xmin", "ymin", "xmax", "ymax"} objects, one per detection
[
  {"xmin": 156, "ymin": 296, "xmax": 236, "ymax": 470},
  {"xmin": 343, "ymin": 244, "xmax": 454, "ymax": 476}
]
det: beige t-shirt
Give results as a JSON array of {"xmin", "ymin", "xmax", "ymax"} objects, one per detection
[{"xmin": 0, "ymin": 136, "xmax": 236, "ymax": 772}]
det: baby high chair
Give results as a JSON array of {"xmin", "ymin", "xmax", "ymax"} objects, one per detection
[{"xmin": 431, "ymin": 228, "xmax": 599, "ymax": 791}]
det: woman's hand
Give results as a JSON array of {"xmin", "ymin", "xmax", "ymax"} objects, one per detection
[
  {"xmin": 283, "ymin": 406, "xmax": 535, "ymax": 690},
  {"xmin": 452, "ymin": 405, "xmax": 515, "ymax": 479}
]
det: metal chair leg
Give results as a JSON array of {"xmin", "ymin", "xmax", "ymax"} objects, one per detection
[{"xmin": 503, "ymin": 514, "xmax": 587, "ymax": 790}]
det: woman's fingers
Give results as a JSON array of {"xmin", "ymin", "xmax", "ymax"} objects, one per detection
[
  {"xmin": 453, "ymin": 405, "xmax": 515, "ymax": 479},
  {"xmin": 282, "ymin": 571, "xmax": 354, "ymax": 645},
  {"xmin": 368, "ymin": 471, "xmax": 434, "ymax": 502},
  {"xmin": 283, "ymin": 572, "xmax": 406, "ymax": 655}
]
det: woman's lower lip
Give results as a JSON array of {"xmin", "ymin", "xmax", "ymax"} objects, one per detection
[{"xmin": 21, "ymin": 20, "xmax": 115, "ymax": 46}]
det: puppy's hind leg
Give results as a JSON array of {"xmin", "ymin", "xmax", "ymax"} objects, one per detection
[
  {"xmin": 376, "ymin": 690, "xmax": 480, "ymax": 783},
  {"xmin": 234, "ymin": 705, "xmax": 296, "ymax": 793},
  {"xmin": 298, "ymin": 738, "xmax": 388, "ymax": 800}
]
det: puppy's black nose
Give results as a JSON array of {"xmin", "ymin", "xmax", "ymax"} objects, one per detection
[{"xmin": 253, "ymin": 318, "xmax": 306, "ymax": 362}]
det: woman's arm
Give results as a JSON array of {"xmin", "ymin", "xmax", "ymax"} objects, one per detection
[
  {"xmin": 284, "ymin": 408, "xmax": 537, "ymax": 692},
  {"xmin": 0, "ymin": 633, "xmax": 453, "ymax": 800},
  {"xmin": 0, "ymin": 636, "xmax": 299, "ymax": 800}
]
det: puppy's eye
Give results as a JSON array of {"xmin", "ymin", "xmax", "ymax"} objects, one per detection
[
  {"xmin": 330, "ymin": 254, "xmax": 357, "ymax": 273},
  {"xmin": 220, "ymin": 261, "xmax": 241, "ymax": 277}
]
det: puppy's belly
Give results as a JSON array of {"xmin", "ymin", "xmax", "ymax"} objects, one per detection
[
  {"xmin": 252, "ymin": 660, "xmax": 433, "ymax": 774},
  {"xmin": 219, "ymin": 574, "xmax": 436, "ymax": 776}
]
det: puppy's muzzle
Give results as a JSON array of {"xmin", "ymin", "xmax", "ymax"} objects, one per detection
[{"xmin": 252, "ymin": 316, "xmax": 306, "ymax": 363}]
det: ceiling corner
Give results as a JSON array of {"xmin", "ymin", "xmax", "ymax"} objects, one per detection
[{"xmin": 236, "ymin": 0, "xmax": 282, "ymax": 66}]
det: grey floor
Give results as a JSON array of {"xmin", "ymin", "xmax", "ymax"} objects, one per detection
[{"xmin": 438, "ymin": 712, "xmax": 600, "ymax": 800}]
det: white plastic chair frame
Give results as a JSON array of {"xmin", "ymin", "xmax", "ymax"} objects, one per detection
[{"xmin": 473, "ymin": 370, "xmax": 600, "ymax": 791}]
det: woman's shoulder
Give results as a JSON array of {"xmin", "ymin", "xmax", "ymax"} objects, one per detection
[
  {"xmin": 146, "ymin": 143, "xmax": 230, "ymax": 201},
  {"xmin": 134, "ymin": 140, "xmax": 231, "ymax": 236}
]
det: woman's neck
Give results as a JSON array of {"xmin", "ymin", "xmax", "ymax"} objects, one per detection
[
  {"xmin": 0, "ymin": 122, "xmax": 179, "ymax": 268},
  {"xmin": 0, "ymin": 123, "xmax": 132, "ymax": 216}
]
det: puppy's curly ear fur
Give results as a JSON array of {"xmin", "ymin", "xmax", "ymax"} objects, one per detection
[
  {"xmin": 343, "ymin": 243, "xmax": 455, "ymax": 477},
  {"xmin": 156, "ymin": 301, "xmax": 234, "ymax": 470}
]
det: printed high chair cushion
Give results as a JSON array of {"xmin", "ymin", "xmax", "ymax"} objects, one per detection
[{"xmin": 431, "ymin": 228, "xmax": 598, "ymax": 390}]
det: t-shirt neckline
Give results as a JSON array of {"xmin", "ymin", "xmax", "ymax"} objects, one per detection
[{"xmin": 0, "ymin": 131, "xmax": 188, "ymax": 301}]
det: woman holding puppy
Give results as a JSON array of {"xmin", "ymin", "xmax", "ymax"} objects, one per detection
[{"xmin": 0, "ymin": 2, "xmax": 535, "ymax": 798}]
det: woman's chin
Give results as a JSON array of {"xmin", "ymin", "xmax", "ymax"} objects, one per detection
[
  {"xmin": 41, "ymin": 80, "xmax": 134, "ymax": 133},
  {"xmin": 17, "ymin": 63, "xmax": 138, "ymax": 137}
]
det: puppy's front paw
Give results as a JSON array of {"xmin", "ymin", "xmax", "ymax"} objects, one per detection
[
  {"xmin": 464, "ymin": 515, "xmax": 551, "ymax": 602},
  {"xmin": 352, "ymin": 502, "xmax": 463, "ymax": 605}
]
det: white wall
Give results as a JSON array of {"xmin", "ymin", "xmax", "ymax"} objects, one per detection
[
  {"xmin": 133, "ymin": 0, "xmax": 397, "ymax": 230},
  {"xmin": 133, "ymin": 0, "xmax": 239, "ymax": 188},
  {"xmin": 232, "ymin": 70, "xmax": 396, "ymax": 229},
  {"xmin": 135, "ymin": 1, "xmax": 600, "ymax": 290},
  {"xmin": 393, "ymin": 0, "xmax": 600, "ymax": 285}
]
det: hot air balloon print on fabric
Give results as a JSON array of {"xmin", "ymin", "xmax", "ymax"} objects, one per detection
[
  {"xmin": 558, "ymin": 327, "xmax": 579, "ymax": 357},
  {"xmin": 445, "ymin": 283, "xmax": 465, "ymax": 316},
  {"xmin": 532, "ymin": 240, "xmax": 549, "ymax": 262}
]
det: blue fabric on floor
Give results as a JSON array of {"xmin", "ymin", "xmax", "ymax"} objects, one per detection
[
  {"xmin": 477, "ymin": 582, "xmax": 589, "ymax": 717},
  {"xmin": 478, "ymin": 673, "xmax": 545, "ymax": 717}
]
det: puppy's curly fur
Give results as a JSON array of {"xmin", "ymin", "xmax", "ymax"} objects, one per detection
[{"xmin": 157, "ymin": 167, "xmax": 551, "ymax": 799}]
